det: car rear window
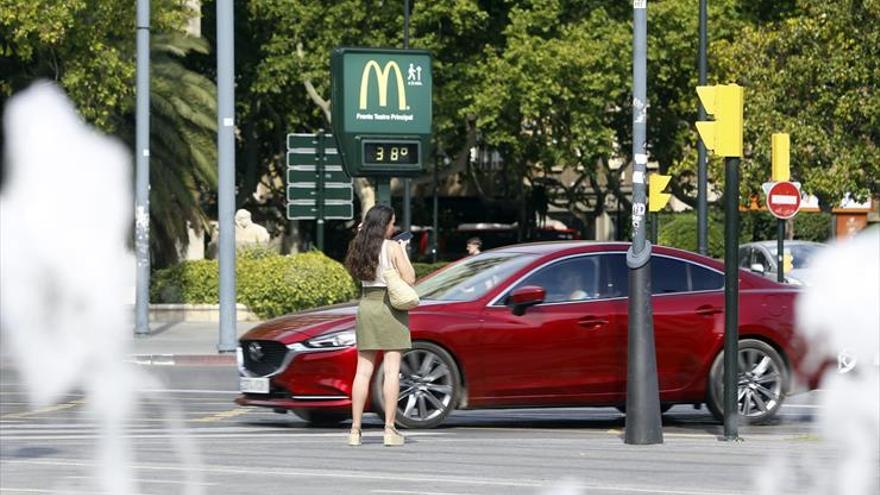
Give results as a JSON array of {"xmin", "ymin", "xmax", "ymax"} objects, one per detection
[{"xmin": 415, "ymin": 252, "xmax": 538, "ymax": 302}]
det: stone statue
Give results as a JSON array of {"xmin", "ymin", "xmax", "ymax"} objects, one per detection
[{"xmin": 234, "ymin": 209, "xmax": 270, "ymax": 247}]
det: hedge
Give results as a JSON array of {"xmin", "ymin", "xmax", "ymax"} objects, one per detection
[
  {"xmin": 412, "ymin": 262, "xmax": 451, "ymax": 280},
  {"xmin": 151, "ymin": 249, "xmax": 358, "ymax": 319}
]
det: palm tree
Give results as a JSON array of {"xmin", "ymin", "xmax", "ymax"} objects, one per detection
[{"xmin": 119, "ymin": 32, "xmax": 218, "ymax": 266}]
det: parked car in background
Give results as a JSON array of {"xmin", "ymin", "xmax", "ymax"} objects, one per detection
[
  {"xmin": 236, "ymin": 241, "xmax": 822, "ymax": 429},
  {"xmin": 738, "ymin": 240, "xmax": 825, "ymax": 286}
]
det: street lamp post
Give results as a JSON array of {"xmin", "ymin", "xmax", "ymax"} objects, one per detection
[{"xmin": 625, "ymin": 0, "xmax": 664, "ymax": 446}]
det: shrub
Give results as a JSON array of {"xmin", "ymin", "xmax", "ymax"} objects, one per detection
[
  {"xmin": 412, "ymin": 262, "xmax": 451, "ymax": 280},
  {"xmin": 794, "ymin": 213, "xmax": 832, "ymax": 242},
  {"xmin": 151, "ymin": 250, "xmax": 358, "ymax": 319},
  {"xmin": 658, "ymin": 212, "xmax": 726, "ymax": 258}
]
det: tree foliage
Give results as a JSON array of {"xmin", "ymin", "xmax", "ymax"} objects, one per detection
[
  {"xmin": 1, "ymin": 1, "xmax": 217, "ymax": 265},
  {"xmin": 713, "ymin": 0, "xmax": 880, "ymax": 208}
]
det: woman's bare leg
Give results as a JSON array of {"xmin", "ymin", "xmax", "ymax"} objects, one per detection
[
  {"xmin": 351, "ymin": 350, "xmax": 377, "ymax": 431},
  {"xmin": 382, "ymin": 350, "xmax": 402, "ymax": 428}
]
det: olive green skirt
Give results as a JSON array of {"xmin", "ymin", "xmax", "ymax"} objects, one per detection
[{"xmin": 355, "ymin": 287, "xmax": 411, "ymax": 351}]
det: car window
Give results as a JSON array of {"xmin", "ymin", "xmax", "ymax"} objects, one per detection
[
  {"xmin": 753, "ymin": 249, "xmax": 772, "ymax": 272},
  {"xmin": 738, "ymin": 247, "xmax": 751, "ymax": 267},
  {"xmin": 416, "ymin": 252, "xmax": 537, "ymax": 302},
  {"xmin": 598, "ymin": 253, "xmax": 629, "ymax": 298},
  {"xmin": 651, "ymin": 256, "xmax": 690, "ymax": 294},
  {"xmin": 770, "ymin": 243, "xmax": 821, "ymax": 269},
  {"xmin": 689, "ymin": 263, "xmax": 723, "ymax": 291},
  {"xmin": 511, "ymin": 256, "xmax": 601, "ymax": 303}
]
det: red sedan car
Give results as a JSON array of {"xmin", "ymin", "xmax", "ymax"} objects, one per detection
[{"xmin": 236, "ymin": 242, "xmax": 813, "ymax": 428}]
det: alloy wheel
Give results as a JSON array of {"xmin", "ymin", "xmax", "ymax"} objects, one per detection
[{"xmin": 707, "ymin": 339, "xmax": 788, "ymax": 424}]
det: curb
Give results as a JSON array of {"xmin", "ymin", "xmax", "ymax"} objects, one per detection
[{"xmin": 129, "ymin": 354, "xmax": 236, "ymax": 367}]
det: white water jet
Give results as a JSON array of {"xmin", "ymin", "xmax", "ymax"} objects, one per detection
[
  {"xmin": 1, "ymin": 82, "xmax": 203, "ymax": 494},
  {"xmin": 759, "ymin": 226, "xmax": 879, "ymax": 494}
]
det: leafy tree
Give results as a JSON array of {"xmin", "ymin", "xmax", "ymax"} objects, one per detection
[
  {"xmin": 1, "ymin": 1, "xmax": 217, "ymax": 265},
  {"xmin": 712, "ymin": 0, "xmax": 880, "ymax": 209}
]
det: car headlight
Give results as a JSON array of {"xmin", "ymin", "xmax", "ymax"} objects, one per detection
[{"xmin": 300, "ymin": 329, "xmax": 356, "ymax": 349}]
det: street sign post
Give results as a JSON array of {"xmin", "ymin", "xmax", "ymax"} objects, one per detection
[
  {"xmin": 286, "ymin": 132, "xmax": 354, "ymax": 250},
  {"xmin": 766, "ymin": 181, "xmax": 801, "ymax": 220},
  {"xmin": 770, "ymin": 133, "xmax": 795, "ymax": 283}
]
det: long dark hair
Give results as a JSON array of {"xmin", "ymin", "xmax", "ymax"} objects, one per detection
[{"xmin": 345, "ymin": 204, "xmax": 395, "ymax": 281}]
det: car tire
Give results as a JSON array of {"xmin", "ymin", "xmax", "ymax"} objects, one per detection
[
  {"xmin": 706, "ymin": 339, "xmax": 789, "ymax": 424},
  {"xmin": 290, "ymin": 408, "xmax": 350, "ymax": 427},
  {"xmin": 372, "ymin": 341, "xmax": 461, "ymax": 429}
]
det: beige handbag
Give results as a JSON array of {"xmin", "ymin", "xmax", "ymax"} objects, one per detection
[
  {"xmin": 383, "ymin": 268, "xmax": 420, "ymax": 310},
  {"xmin": 381, "ymin": 242, "xmax": 419, "ymax": 310}
]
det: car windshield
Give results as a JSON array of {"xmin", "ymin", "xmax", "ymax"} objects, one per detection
[
  {"xmin": 415, "ymin": 252, "xmax": 538, "ymax": 302},
  {"xmin": 770, "ymin": 243, "xmax": 822, "ymax": 269}
]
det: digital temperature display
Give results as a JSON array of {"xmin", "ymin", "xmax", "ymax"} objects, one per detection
[{"xmin": 363, "ymin": 141, "xmax": 420, "ymax": 166}]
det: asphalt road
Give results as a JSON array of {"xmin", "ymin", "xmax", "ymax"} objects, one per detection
[{"xmin": 0, "ymin": 364, "xmax": 839, "ymax": 495}]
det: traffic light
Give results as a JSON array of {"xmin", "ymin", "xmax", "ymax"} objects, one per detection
[
  {"xmin": 696, "ymin": 84, "xmax": 744, "ymax": 158},
  {"xmin": 771, "ymin": 133, "xmax": 790, "ymax": 182},
  {"xmin": 648, "ymin": 174, "xmax": 672, "ymax": 212}
]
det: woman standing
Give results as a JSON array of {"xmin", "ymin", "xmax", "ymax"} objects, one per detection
[{"xmin": 344, "ymin": 205, "xmax": 416, "ymax": 446}]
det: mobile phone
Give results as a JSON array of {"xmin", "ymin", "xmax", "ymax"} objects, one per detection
[{"xmin": 393, "ymin": 231, "xmax": 413, "ymax": 242}]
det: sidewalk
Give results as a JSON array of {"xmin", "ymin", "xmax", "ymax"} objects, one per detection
[{"xmin": 128, "ymin": 320, "xmax": 264, "ymax": 366}]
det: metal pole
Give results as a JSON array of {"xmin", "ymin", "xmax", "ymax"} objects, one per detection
[
  {"xmin": 377, "ymin": 177, "xmax": 392, "ymax": 207},
  {"xmin": 134, "ymin": 0, "xmax": 151, "ymax": 337},
  {"xmin": 625, "ymin": 0, "xmax": 663, "ymax": 446},
  {"xmin": 696, "ymin": 0, "xmax": 708, "ymax": 256},
  {"xmin": 722, "ymin": 157, "xmax": 740, "ymax": 440},
  {"xmin": 432, "ymin": 152, "xmax": 439, "ymax": 263},
  {"xmin": 217, "ymin": 0, "xmax": 237, "ymax": 353},
  {"xmin": 776, "ymin": 219, "xmax": 785, "ymax": 283},
  {"xmin": 402, "ymin": 0, "xmax": 412, "ymax": 249},
  {"xmin": 316, "ymin": 131, "xmax": 325, "ymax": 252},
  {"xmin": 650, "ymin": 212, "xmax": 658, "ymax": 244}
]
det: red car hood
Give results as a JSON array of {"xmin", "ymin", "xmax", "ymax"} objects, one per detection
[{"xmin": 240, "ymin": 300, "xmax": 450, "ymax": 344}]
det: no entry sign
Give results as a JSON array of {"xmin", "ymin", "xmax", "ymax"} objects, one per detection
[{"xmin": 766, "ymin": 181, "xmax": 801, "ymax": 219}]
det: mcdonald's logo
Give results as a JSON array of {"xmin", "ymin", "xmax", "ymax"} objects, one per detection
[{"xmin": 359, "ymin": 60, "xmax": 408, "ymax": 111}]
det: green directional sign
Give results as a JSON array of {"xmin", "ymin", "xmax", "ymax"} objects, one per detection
[
  {"xmin": 285, "ymin": 131, "xmax": 354, "ymax": 243},
  {"xmin": 331, "ymin": 47, "xmax": 432, "ymax": 177},
  {"xmin": 287, "ymin": 166, "xmax": 350, "ymax": 184},
  {"xmin": 288, "ymin": 184, "xmax": 353, "ymax": 202},
  {"xmin": 288, "ymin": 201, "xmax": 354, "ymax": 220}
]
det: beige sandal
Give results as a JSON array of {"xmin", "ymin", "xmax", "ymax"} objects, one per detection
[
  {"xmin": 348, "ymin": 427, "xmax": 362, "ymax": 446},
  {"xmin": 384, "ymin": 426, "xmax": 405, "ymax": 447}
]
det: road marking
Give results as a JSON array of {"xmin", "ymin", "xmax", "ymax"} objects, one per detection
[
  {"xmin": 0, "ymin": 489, "xmax": 150, "ymax": 495},
  {"xmin": 1, "ymin": 400, "xmax": 85, "ymax": 419},
  {"xmin": 191, "ymin": 407, "xmax": 252, "ymax": 423},
  {"xmin": 137, "ymin": 388, "xmax": 239, "ymax": 394},
  {"xmin": 64, "ymin": 476, "xmax": 215, "ymax": 486},
  {"xmin": 2, "ymin": 458, "xmax": 748, "ymax": 495},
  {"xmin": 372, "ymin": 491, "xmax": 469, "ymax": 495}
]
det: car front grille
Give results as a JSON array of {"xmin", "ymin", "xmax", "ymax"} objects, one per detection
[{"xmin": 240, "ymin": 340, "xmax": 289, "ymax": 377}]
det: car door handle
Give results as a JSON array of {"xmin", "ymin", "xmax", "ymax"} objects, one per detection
[
  {"xmin": 577, "ymin": 317, "xmax": 608, "ymax": 329},
  {"xmin": 696, "ymin": 305, "xmax": 722, "ymax": 316}
]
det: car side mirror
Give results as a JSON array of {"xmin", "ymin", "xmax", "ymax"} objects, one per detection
[
  {"xmin": 750, "ymin": 263, "xmax": 766, "ymax": 274},
  {"xmin": 507, "ymin": 286, "xmax": 545, "ymax": 316}
]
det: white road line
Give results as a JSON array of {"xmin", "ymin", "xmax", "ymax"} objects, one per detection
[
  {"xmin": 372, "ymin": 491, "xmax": 470, "ymax": 495},
  {"xmin": 2, "ymin": 458, "xmax": 746, "ymax": 495},
  {"xmin": 0, "ymin": 489, "xmax": 150, "ymax": 495},
  {"xmin": 64, "ymin": 476, "xmax": 215, "ymax": 486},
  {"xmin": 137, "ymin": 389, "xmax": 239, "ymax": 394}
]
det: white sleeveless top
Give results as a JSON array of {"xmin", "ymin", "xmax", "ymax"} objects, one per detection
[{"xmin": 362, "ymin": 240, "xmax": 393, "ymax": 287}]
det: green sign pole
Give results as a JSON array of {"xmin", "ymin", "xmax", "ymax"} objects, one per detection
[
  {"xmin": 316, "ymin": 130, "xmax": 325, "ymax": 251},
  {"xmin": 376, "ymin": 177, "xmax": 391, "ymax": 206}
]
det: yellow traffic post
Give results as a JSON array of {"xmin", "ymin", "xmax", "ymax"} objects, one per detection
[
  {"xmin": 772, "ymin": 133, "xmax": 790, "ymax": 182},
  {"xmin": 648, "ymin": 174, "xmax": 672, "ymax": 212},
  {"xmin": 696, "ymin": 84, "xmax": 744, "ymax": 158},
  {"xmin": 772, "ymin": 132, "xmax": 791, "ymax": 284},
  {"xmin": 648, "ymin": 174, "xmax": 671, "ymax": 244},
  {"xmin": 695, "ymin": 83, "xmax": 745, "ymax": 441}
]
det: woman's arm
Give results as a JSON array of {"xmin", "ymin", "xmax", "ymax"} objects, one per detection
[{"xmin": 389, "ymin": 241, "xmax": 416, "ymax": 285}]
